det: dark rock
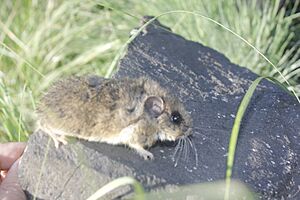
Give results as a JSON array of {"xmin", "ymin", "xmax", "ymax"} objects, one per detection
[{"xmin": 19, "ymin": 17, "xmax": 300, "ymax": 199}]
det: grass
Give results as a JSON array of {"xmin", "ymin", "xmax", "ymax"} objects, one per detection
[
  {"xmin": 0, "ymin": 0, "xmax": 127, "ymax": 141},
  {"xmin": 0, "ymin": 0, "xmax": 299, "ymax": 199},
  {"xmin": 86, "ymin": 176, "xmax": 145, "ymax": 200},
  {"xmin": 116, "ymin": 0, "xmax": 300, "ymax": 90},
  {"xmin": 1, "ymin": 0, "xmax": 299, "ymax": 142}
]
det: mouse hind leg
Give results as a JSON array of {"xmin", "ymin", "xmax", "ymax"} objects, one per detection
[
  {"xmin": 37, "ymin": 123, "xmax": 68, "ymax": 148},
  {"xmin": 48, "ymin": 131, "xmax": 68, "ymax": 148}
]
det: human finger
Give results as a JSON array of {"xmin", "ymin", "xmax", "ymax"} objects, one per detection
[
  {"xmin": 0, "ymin": 142, "xmax": 26, "ymax": 170},
  {"xmin": 0, "ymin": 159, "xmax": 26, "ymax": 200}
]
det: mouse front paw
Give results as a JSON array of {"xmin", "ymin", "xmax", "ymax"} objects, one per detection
[
  {"xmin": 129, "ymin": 143, "xmax": 154, "ymax": 160},
  {"xmin": 140, "ymin": 151, "xmax": 154, "ymax": 160}
]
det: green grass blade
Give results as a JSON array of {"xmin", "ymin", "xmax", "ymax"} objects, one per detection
[
  {"xmin": 0, "ymin": 41, "xmax": 45, "ymax": 78},
  {"xmin": 86, "ymin": 176, "xmax": 145, "ymax": 200},
  {"xmin": 224, "ymin": 76, "xmax": 264, "ymax": 200}
]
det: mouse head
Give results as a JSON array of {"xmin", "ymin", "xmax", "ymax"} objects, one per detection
[{"xmin": 142, "ymin": 79, "xmax": 192, "ymax": 141}]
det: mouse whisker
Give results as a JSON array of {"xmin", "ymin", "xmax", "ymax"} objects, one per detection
[
  {"xmin": 172, "ymin": 139, "xmax": 181, "ymax": 162},
  {"xmin": 185, "ymin": 137, "xmax": 191, "ymax": 161},
  {"xmin": 187, "ymin": 136, "xmax": 199, "ymax": 167},
  {"xmin": 183, "ymin": 138, "xmax": 188, "ymax": 162},
  {"xmin": 173, "ymin": 139, "xmax": 181, "ymax": 166},
  {"xmin": 191, "ymin": 137, "xmax": 199, "ymax": 167},
  {"xmin": 182, "ymin": 139, "xmax": 186, "ymax": 158},
  {"xmin": 178, "ymin": 139, "xmax": 185, "ymax": 164},
  {"xmin": 174, "ymin": 138, "xmax": 184, "ymax": 167}
]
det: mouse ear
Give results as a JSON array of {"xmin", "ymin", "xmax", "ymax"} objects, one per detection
[{"xmin": 144, "ymin": 96, "xmax": 164, "ymax": 118}]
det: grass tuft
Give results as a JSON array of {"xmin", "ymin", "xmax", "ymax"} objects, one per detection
[
  {"xmin": 1, "ymin": 1, "xmax": 298, "ymax": 199},
  {"xmin": 1, "ymin": 0, "xmax": 299, "ymax": 142}
]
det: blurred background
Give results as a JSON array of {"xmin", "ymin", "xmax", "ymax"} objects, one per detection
[{"xmin": 0, "ymin": 0, "xmax": 299, "ymax": 142}]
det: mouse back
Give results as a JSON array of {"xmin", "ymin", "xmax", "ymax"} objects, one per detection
[{"xmin": 36, "ymin": 75, "xmax": 192, "ymax": 146}]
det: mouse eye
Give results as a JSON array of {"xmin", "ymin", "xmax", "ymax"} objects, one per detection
[{"xmin": 170, "ymin": 111, "xmax": 182, "ymax": 125}]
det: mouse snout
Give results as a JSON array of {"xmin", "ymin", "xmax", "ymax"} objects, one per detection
[{"xmin": 182, "ymin": 126, "xmax": 192, "ymax": 135}]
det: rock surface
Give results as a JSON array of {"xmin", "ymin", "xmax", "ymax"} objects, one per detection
[{"xmin": 19, "ymin": 17, "xmax": 300, "ymax": 199}]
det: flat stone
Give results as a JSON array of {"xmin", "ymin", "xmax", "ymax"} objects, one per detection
[{"xmin": 19, "ymin": 17, "xmax": 300, "ymax": 199}]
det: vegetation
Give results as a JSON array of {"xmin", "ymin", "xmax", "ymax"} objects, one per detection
[
  {"xmin": 0, "ymin": 0, "xmax": 299, "ymax": 142},
  {"xmin": 1, "ymin": 1, "xmax": 299, "ymax": 199}
]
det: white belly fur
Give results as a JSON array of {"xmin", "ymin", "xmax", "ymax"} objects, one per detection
[
  {"xmin": 89, "ymin": 124, "xmax": 136, "ymax": 145},
  {"xmin": 38, "ymin": 120, "xmax": 136, "ymax": 145}
]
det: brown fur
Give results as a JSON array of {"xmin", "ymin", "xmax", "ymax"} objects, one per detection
[{"xmin": 37, "ymin": 75, "xmax": 192, "ymax": 160}]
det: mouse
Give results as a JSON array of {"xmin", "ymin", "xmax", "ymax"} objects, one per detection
[{"xmin": 36, "ymin": 75, "xmax": 192, "ymax": 160}]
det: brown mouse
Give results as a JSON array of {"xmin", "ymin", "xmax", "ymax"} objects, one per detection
[{"xmin": 36, "ymin": 75, "xmax": 192, "ymax": 160}]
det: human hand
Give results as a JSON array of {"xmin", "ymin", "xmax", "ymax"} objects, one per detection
[{"xmin": 0, "ymin": 142, "xmax": 27, "ymax": 200}]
